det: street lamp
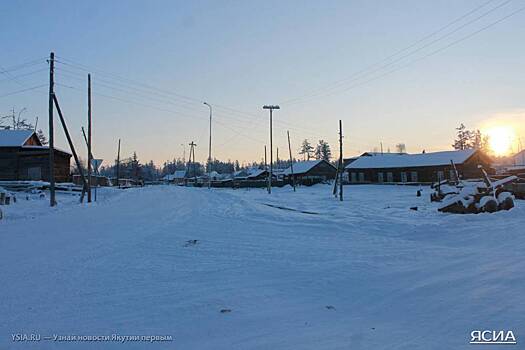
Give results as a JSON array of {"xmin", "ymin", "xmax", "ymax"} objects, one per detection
[
  {"xmin": 263, "ymin": 105, "xmax": 280, "ymax": 194},
  {"xmin": 204, "ymin": 102, "xmax": 212, "ymax": 189}
]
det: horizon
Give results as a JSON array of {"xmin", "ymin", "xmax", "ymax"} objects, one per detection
[{"xmin": 2, "ymin": 0, "xmax": 525, "ymax": 168}]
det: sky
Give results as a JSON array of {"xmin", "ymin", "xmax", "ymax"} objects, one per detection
[{"xmin": 1, "ymin": 0, "xmax": 525, "ymax": 167}]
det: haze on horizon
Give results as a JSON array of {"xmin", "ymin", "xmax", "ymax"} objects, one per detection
[{"xmin": 1, "ymin": 0, "xmax": 525, "ymax": 167}]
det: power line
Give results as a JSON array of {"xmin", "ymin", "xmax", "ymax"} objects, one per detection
[
  {"xmin": 280, "ymin": 0, "xmax": 516, "ymax": 106},
  {"xmin": 53, "ymin": 63, "xmax": 330, "ymax": 143},
  {"xmin": 0, "ymin": 84, "xmax": 48, "ymax": 98},
  {"xmin": 0, "ymin": 67, "xmax": 49, "ymax": 83},
  {"xmin": 53, "ymin": 58, "xmax": 330, "ymax": 140},
  {"xmin": 281, "ymin": 3, "xmax": 524, "ymax": 106}
]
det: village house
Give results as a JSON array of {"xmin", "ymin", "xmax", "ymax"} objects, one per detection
[
  {"xmin": 162, "ymin": 169, "xmax": 187, "ymax": 185},
  {"xmin": 0, "ymin": 129, "xmax": 71, "ymax": 182},
  {"xmin": 282, "ymin": 159, "xmax": 337, "ymax": 185},
  {"xmin": 345, "ymin": 149, "xmax": 492, "ymax": 184}
]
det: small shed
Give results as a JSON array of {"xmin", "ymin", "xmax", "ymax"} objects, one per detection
[
  {"xmin": 282, "ymin": 159, "xmax": 337, "ymax": 185},
  {"xmin": 0, "ymin": 129, "xmax": 71, "ymax": 182},
  {"xmin": 345, "ymin": 149, "xmax": 492, "ymax": 184}
]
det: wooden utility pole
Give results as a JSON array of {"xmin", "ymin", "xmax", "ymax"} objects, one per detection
[
  {"xmin": 116, "ymin": 139, "xmax": 121, "ymax": 188},
  {"xmin": 189, "ymin": 141, "xmax": 197, "ymax": 184},
  {"xmin": 204, "ymin": 102, "xmax": 212, "ymax": 189},
  {"xmin": 48, "ymin": 52, "xmax": 56, "ymax": 206},
  {"xmin": 53, "ymin": 95, "xmax": 88, "ymax": 203},
  {"xmin": 264, "ymin": 146, "xmax": 267, "ymax": 168},
  {"xmin": 263, "ymin": 105, "xmax": 280, "ymax": 194},
  {"xmin": 82, "ymin": 127, "xmax": 98, "ymax": 202},
  {"xmin": 339, "ymin": 120, "xmax": 343, "ymax": 201},
  {"xmin": 87, "ymin": 74, "xmax": 92, "ymax": 203},
  {"xmin": 287, "ymin": 131, "xmax": 296, "ymax": 191}
]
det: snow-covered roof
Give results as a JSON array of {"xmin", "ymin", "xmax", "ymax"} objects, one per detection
[
  {"xmin": 173, "ymin": 170, "xmax": 187, "ymax": 178},
  {"xmin": 283, "ymin": 160, "xmax": 327, "ymax": 175},
  {"xmin": 247, "ymin": 168, "xmax": 267, "ymax": 178},
  {"xmin": 162, "ymin": 170, "xmax": 187, "ymax": 181},
  {"xmin": 346, "ymin": 149, "xmax": 477, "ymax": 169},
  {"xmin": 0, "ymin": 129, "xmax": 36, "ymax": 147}
]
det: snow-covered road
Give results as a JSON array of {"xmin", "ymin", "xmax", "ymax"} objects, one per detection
[{"xmin": 1, "ymin": 185, "xmax": 524, "ymax": 349}]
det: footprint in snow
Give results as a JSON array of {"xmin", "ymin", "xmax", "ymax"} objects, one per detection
[
  {"xmin": 325, "ymin": 305, "xmax": 336, "ymax": 311},
  {"xmin": 220, "ymin": 309, "xmax": 232, "ymax": 313},
  {"xmin": 184, "ymin": 239, "xmax": 199, "ymax": 247}
]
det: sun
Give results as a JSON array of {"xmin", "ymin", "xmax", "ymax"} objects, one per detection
[{"xmin": 486, "ymin": 126, "xmax": 515, "ymax": 156}]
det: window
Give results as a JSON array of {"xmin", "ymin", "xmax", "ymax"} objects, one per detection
[
  {"xmin": 449, "ymin": 170, "xmax": 457, "ymax": 181},
  {"xmin": 400, "ymin": 172, "xmax": 407, "ymax": 183},
  {"xmin": 387, "ymin": 172, "xmax": 394, "ymax": 182},
  {"xmin": 27, "ymin": 167, "xmax": 41, "ymax": 180},
  {"xmin": 358, "ymin": 172, "xmax": 365, "ymax": 182},
  {"xmin": 437, "ymin": 171, "xmax": 444, "ymax": 182},
  {"xmin": 411, "ymin": 171, "xmax": 418, "ymax": 182},
  {"xmin": 351, "ymin": 172, "xmax": 357, "ymax": 183},
  {"xmin": 378, "ymin": 172, "xmax": 384, "ymax": 183}
]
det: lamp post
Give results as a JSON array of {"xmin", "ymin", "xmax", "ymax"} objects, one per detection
[
  {"xmin": 204, "ymin": 102, "xmax": 212, "ymax": 189},
  {"xmin": 263, "ymin": 105, "xmax": 280, "ymax": 194}
]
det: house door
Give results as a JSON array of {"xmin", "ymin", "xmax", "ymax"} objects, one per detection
[
  {"xmin": 400, "ymin": 172, "xmax": 407, "ymax": 183},
  {"xmin": 387, "ymin": 172, "xmax": 393, "ymax": 182}
]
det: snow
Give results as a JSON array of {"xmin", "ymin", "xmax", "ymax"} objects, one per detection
[
  {"xmin": 1, "ymin": 184, "xmax": 525, "ymax": 349},
  {"xmin": 346, "ymin": 149, "xmax": 477, "ymax": 169},
  {"xmin": 282, "ymin": 160, "xmax": 327, "ymax": 175},
  {"xmin": 0, "ymin": 129, "xmax": 35, "ymax": 147}
]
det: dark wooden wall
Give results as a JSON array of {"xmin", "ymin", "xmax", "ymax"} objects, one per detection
[
  {"xmin": 347, "ymin": 154, "xmax": 492, "ymax": 184},
  {"xmin": 0, "ymin": 147, "xmax": 71, "ymax": 182}
]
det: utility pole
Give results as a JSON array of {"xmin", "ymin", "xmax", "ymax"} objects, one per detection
[
  {"xmin": 82, "ymin": 127, "xmax": 99, "ymax": 202},
  {"xmin": 263, "ymin": 105, "xmax": 279, "ymax": 194},
  {"xmin": 339, "ymin": 120, "xmax": 343, "ymax": 201},
  {"xmin": 116, "ymin": 139, "xmax": 121, "ymax": 188},
  {"xmin": 276, "ymin": 147, "xmax": 279, "ymax": 169},
  {"xmin": 53, "ymin": 95, "xmax": 88, "ymax": 203},
  {"xmin": 204, "ymin": 102, "xmax": 212, "ymax": 189},
  {"xmin": 287, "ymin": 130, "xmax": 296, "ymax": 191},
  {"xmin": 87, "ymin": 74, "xmax": 92, "ymax": 203},
  {"xmin": 380, "ymin": 141, "xmax": 383, "ymax": 155},
  {"xmin": 48, "ymin": 52, "xmax": 56, "ymax": 207},
  {"xmin": 189, "ymin": 141, "xmax": 197, "ymax": 185}
]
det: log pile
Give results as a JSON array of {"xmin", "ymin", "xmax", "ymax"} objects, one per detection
[{"xmin": 432, "ymin": 165, "xmax": 518, "ymax": 214}]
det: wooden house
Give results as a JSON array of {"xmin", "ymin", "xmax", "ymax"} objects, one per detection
[
  {"xmin": 345, "ymin": 149, "xmax": 492, "ymax": 184},
  {"xmin": 0, "ymin": 129, "xmax": 71, "ymax": 182},
  {"xmin": 282, "ymin": 159, "xmax": 337, "ymax": 185}
]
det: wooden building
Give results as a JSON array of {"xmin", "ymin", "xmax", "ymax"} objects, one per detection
[
  {"xmin": 283, "ymin": 159, "xmax": 337, "ymax": 185},
  {"xmin": 345, "ymin": 149, "xmax": 492, "ymax": 184},
  {"xmin": 0, "ymin": 129, "xmax": 71, "ymax": 182}
]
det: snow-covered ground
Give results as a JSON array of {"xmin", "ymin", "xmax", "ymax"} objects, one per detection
[{"xmin": 1, "ymin": 184, "xmax": 524, "ymax": 349}]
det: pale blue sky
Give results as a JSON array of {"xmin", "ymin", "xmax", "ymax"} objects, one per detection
[{"xmin": 1, "ymin": 0, "xmax": 524, "ymax": 165}]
